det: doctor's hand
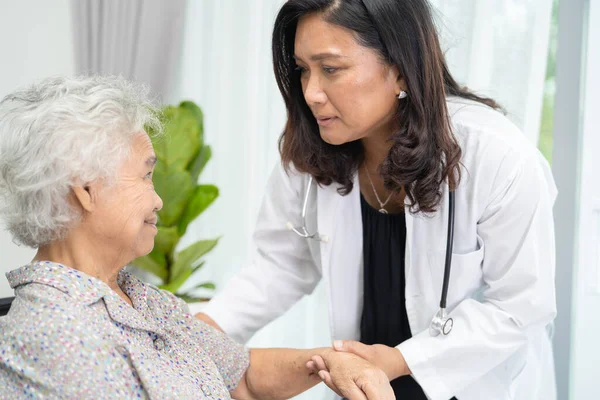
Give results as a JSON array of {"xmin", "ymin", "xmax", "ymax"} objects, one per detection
[
  {"xmin": 306, "ymin": 350, "xmax": 395, "ymax": 400},
  {"xmin": 194, "ymin": 312, "xmax": 224, "ymax": 332},
  {"xmin": 314, "ymin": 340, "xmax": 411, "ymax": 382}
]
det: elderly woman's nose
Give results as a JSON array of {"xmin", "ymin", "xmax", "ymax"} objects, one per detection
[{"xmin": 154, "ymin": 192, "xmax": 163, "ymax": 212}]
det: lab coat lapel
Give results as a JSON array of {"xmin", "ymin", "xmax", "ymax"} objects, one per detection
[
  {"xmin": 319, "ymin": 174, "xmax": 364, "ymax": 340},
  {"xmin": 404, "ymin": 185, "xmax": 450, "ymax": 334},
  {"xmin": 317, "ymin": 179, "xmax": 340, "ymax": 339},
  {"xmin": 317, "ymin": 182, "xmax": 339, "ymax": 274}
]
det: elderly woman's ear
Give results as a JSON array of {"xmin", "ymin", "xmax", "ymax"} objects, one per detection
[{"xmin": 71, "ymin": 184, "xmax": 98, "ymax": 213}]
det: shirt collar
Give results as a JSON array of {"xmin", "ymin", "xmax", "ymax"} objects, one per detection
[{"xmin": 6, "ymin": 261, "xmax": 143, "ymax": 306}]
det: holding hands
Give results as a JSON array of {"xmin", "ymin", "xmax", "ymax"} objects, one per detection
[{"xmin": 307, "ymin": 341, "xmax": 411, "ymax": 400}]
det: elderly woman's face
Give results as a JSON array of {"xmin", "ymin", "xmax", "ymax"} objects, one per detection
[
  {"xmin": 86, "ymin": 132, "xmax": 162, "ymax": 262},
  {"xmin": 293, "ymin": 13, "xmax": 403, "ymax": 145}
]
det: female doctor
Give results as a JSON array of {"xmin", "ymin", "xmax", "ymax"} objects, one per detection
[{"xmin": 198, "ymin": 0, "xmax": 558, "ymax": 399}]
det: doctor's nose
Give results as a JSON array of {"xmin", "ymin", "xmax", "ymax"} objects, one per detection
[{"xmin": 303, "ymin": 76, "xmax": 327, "ymax": 106}]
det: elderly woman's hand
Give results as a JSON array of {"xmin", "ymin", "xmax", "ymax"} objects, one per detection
[
  {"xmin": 331, "ymin": 340, "xmax": 410, "ymax": 380},
  {"xmin": 306, "ymin": 350, "xmax": 395, "ymax": 400}
]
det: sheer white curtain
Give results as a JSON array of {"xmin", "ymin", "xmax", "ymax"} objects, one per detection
[
  {"xmin": 171, "ymin": 1, "xmax": 552, "ymax": 399},
  {"xmin": 430, "ymin": 0, "xmax": 552, "ymax": 144},
  {"xmin": 71, "ymin": 0, "xmax": 186, "ymax": 99}
]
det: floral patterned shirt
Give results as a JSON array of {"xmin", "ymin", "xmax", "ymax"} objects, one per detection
[{"xmin": 0, "ymin": 261, "xmax": 249, "ymax": 399}]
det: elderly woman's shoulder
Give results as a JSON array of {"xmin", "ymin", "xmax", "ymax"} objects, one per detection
[{"xmin": 0, "ymin": 282, "xmax": 105, "ymax": 347}]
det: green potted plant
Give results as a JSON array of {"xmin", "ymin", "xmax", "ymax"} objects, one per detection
[{"xmin": 131, "ymin": 101, "xmax": 219, "ymax": 303}]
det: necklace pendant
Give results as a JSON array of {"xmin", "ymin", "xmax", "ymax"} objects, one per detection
[{"xmin": 378, "ymin": 208, "xmax": 388, "ymax": 214}]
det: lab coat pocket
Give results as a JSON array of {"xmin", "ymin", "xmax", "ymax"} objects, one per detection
[{"xmin": 428, "ymin": 235, "xmax": 485, "ymax": 309}]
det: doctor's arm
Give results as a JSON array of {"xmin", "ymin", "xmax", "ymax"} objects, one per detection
[
  {"xmin": 230, "ymin": 348, "xmax": 394, "ymax": 400},
  {"xmin": 192, "ymin": 302, "xmax": 393, "ymax": 400},
  {"xmin": 197, "ymin": 163, "xmax": 321, "ymax": 343},
  {"xmin": 321, "ymin": 149, "xmax": 557, "ymax": 400}
]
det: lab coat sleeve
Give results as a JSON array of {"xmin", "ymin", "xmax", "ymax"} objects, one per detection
[
  {"xmin": 397, "ymin": 148, "xmax": 557, "ymax": 400},
  {"xmin": 202, "ymin": 162, "xmax": 321, "ymax": 344}
]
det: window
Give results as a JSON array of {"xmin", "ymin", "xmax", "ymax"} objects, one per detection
[{"xmin": 538, "ymin": 0, "xmax": 559, "ymax": 163}]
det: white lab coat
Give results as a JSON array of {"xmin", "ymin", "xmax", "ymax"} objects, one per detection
[{"xmin": 204, "ymin": 98, "xmax": 558, "ymax": 400}]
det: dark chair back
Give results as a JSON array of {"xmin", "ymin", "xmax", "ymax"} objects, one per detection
[{"xmin": 0, "ymin": 297, "xmax": 14, "ymax": 316}]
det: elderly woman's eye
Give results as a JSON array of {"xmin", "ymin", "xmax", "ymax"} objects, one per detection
[
  {"xmin": 322, "ymin": 66, "xmax": 338, "ymax": 75},
  {"xmin": 145, "ymin": 172, "xmax": 153, "ymax": 179}
]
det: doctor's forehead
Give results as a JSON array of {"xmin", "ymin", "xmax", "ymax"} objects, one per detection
[{"xmin": 294, "ymin": 13, "xmax": 362, "ymax": 61}]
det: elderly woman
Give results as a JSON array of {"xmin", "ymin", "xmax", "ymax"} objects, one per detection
[{"xmin": 0, "ymin": 76, "xmax": 393, "ymax": 400}]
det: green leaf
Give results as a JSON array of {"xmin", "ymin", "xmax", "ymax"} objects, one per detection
[
  {"xmin": 179, "ymin": 101, "xmax": 204, "ymax": 142},
  {"xmin": 171, "ymin": 239, "xmax": 219, "ymax": 283},
  {"xmin": 153, "ymin": 157, "xmax": 169, "ymax": 178},
  {"xmin": 154, "ymin": 226, "xmax": 180, "ymax": 255},
  {"xmin": 144, "ymin": 109, "xmax": 163, "ymax": 138},
  {"xmin": 178, "ymin": 184, "xmax": 219, "ymax": 235},
  {"xmin": 161, "ymin": 262, "xmax": 205, "ymax": 294},
  {"xmin": 175, "ymin": 282, "xmax": 216, "ymax": 304},
  {"xmin": 189, "ymin": 145, "xmax": 212, "ymax": 183},
  {"xmin": 152, "ymin": 106, "xmax": 200, "ymax": 170},
  {"xmin": 130, "ymin": 253, "xmax": 168, "ymax": 282},
  {"xmin": 153, "ymin": 168, "xmax": 194, "ymax": 226},
  {"xmin": 148, "ymin": 248, "xmax": 168, "ymax": 267},
  {"xmin": 177, "ymin": 293, "xmax": 211, "ymax": 303},
  {"xmin": 139, "ymin": 101, "xmax": 218, "ymax": 296},
  {"xmin": 191, "ymin": 282, "xmax": 216, "ymax": 290}
]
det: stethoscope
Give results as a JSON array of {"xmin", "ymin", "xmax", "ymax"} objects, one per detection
[{"xmin": 287, "ymin": 176, "xmax": 456, "ymax": 337}]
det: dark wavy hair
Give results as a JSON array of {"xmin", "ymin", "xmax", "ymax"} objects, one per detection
[{"xmin": 272, "ymin": 0, "xmax": 502, "ymax": 213}]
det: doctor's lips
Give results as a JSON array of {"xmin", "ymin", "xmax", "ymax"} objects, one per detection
[{"xmin": 315, "ymin": 115, "xmax": 338, "ymax": 127}]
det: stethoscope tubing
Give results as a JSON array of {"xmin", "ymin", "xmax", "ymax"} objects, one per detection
[{"xmin": 440, "ymin": 190, "xmax": 455, "ymax": 309}]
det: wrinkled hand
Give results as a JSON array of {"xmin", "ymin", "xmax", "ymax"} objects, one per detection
[
  {"xmin": 306, "ymin": 350, "xmax": 395, "ymax": 400},
  {"xmin": 331, "ymin": 340, "xmax": 410, "ymax": 381}
]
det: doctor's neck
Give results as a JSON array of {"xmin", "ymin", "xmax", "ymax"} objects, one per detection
[{"xmin": 360, "ymin": 125, "xmax": 397, "ymax": 171}]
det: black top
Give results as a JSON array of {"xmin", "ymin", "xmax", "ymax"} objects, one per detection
[{"xmin": 359, "ymin": 194, "xmax": 427, "ymax": 399}]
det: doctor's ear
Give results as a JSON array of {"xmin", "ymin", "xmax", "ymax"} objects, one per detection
[
  {"xmin": 396, "ymin": 75, "xmax": 407, "ymax": 96},
  {"xmin": 388, "ymin": 65, "xmax": 407, "ymax": 97}
]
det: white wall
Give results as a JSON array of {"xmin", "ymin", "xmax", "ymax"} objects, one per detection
[
  {"xmin": 569, "ymin": 1, "xmax": 599, "ymax": 398},
  {"xmin": 0, "ymin": 0, "xmax": 75, "ymax": 298},
  {"xmin": 550, "ymin": 0, "xmax": 590, "ymax": 398}
]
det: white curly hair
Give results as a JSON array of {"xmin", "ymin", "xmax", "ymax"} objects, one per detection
[{"xmin": 0, "ymin": 75, "xmax": 162, "ymax": 248}]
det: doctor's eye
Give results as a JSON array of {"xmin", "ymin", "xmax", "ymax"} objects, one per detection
[{"xmin": 294, "ymin": 65, "xmax": 307, "ymax": 75}]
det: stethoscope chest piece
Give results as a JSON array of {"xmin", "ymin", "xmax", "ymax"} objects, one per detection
[{"xmin": 429, "ymin": 308, "xmax": 453, "ymax": 336}]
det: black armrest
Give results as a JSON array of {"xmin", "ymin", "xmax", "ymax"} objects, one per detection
[{"xmin": 0, "ymin": 297, "xmax": 14, "ymax": 316}]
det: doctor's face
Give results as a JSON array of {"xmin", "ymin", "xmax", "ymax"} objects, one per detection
[{"xmin": 293, "ymin": 13, "xmax": 404, "ymax": 145}]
